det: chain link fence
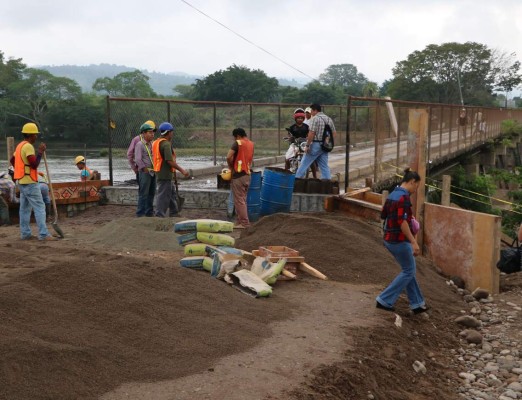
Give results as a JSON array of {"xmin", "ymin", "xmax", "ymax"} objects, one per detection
[{"xmin": 107, "ymin": 97, "xmax": 348, "ymax": 183}]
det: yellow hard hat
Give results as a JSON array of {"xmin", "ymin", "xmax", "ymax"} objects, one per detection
[
  {"xmin": 221, "ymin": 168, "xmax": 232, "ymax": 181},
  {"xmin": 144, "ymin": 120, "xmax": 156, "ymax": 129},
  {"xmin": 75, "ymin": 155, "xmax": 85, "ymax": 165},
  {"xmin": 21, "ymin": 122, "xmax": 40, "ymax": 134}
]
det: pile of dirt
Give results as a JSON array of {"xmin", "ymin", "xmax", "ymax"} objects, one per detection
[
  {"xmin": 0, "ymin": 206, "xmax": 471, "ymax": 399},
  {"xmin": 0, "ymin": 242, "xmax": 290, "ymax": 399},
  {"xmin": 237, "ymin": 213, "xmax": 461, "ymax": 314}
]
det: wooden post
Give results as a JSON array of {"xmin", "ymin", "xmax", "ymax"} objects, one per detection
[
  {"xmin": 441, "ymin": 175, "xmax": 451, "ymax": 206},
  {"xmin": 7, "ymin": 137, "xmax": 15, "ymax": 162},
  {"xmin": 407, "ymin": 109, "xmax": 428, "ymax": 251},
  {"xmin": 365, "ymin": 177, "xmax": 373, "ymax": 188},
  {"xmin": 382, "ymin": 190, "xmax": 389, "ymax": 206}
]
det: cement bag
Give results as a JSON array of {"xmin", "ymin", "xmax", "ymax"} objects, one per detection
[
  {"xmin": 211, "ymin": 253, "xmax": 242, "ymax": 279},
  {"xmin": 250, "ymin": 257, "xmax": 287, "ymax": 285},
  {"xmin": 205, "ymin": 245, "xmax": 243, "ymax": 257},
  {"xmin": 180, "ymin": 256, "xmax": 207, "ymax": 269},
  {"xmin": 174, "ymin": 219, "xmax": 234, "ymax": 233},
  {"xmin": 184, "ymin": 243, "xmax": 208, "ymax": 256},
  {"xmin": 197, "ymin": 232, "xmax": 235, "ymax": 247},
  {"xmin": 225, "ymin": 270, "xmax": 272, "ymax": 298},
  {"xmin": 202, "ymin": 257, "xmax": 214, "ymax": 272},
  {"xmin": 177, "ymin": 232, "xmax": 198, "ymax": 245}
]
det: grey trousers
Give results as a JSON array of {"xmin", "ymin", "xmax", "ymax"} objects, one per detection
[{"xmin": 155, "ymin": 180, "xmax": 179, "ymax": 217}]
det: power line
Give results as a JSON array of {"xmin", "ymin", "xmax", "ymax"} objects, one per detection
[{"xmin": 179, "ymin": 0, "xmax": 315, "ymax": 80}]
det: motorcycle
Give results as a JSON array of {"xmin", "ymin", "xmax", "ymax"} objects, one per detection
[{"xmin": 283, "ymin": 132, "xmax": 307, "ymax": 174}]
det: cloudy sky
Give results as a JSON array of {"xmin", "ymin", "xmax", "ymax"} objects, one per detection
[{"xmin": 2, "ymin": 0, "xmax": 522, "ymax": 86}]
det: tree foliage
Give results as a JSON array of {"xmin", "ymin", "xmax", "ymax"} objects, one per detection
[
  {"xmin": 92, "ymin": 70, "xmax": 156, "ymax": 98},
  {"xmin": 318, "ymin": 63, "xmax": 371, "ymax": 96},
  {"xmin": 385, "ymin": 42, "xmax": 518, "ymax": 106},
  {"xmin": 192, "ymin": 65, "xmax": 279, "ymax": 102}
]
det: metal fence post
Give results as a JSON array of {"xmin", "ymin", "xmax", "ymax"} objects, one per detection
[
  {"xmin": 106, "ymin": 96, "xmax": 113, "ymax": 185},
  {"xmin": 278, "ymin": 105, "xmax": 281, "ymax": 155},
  {"xmin": 345, "ymin": 97, "xmax": 353, "ymax": 191},
  {"xmin": 213, "ymin": 103, "xmax": 217, "ymax": 165},
  {"xmin": 249, "ymin": 104, "xmax": 253, "ymax": 140},
  {"xmin": 374, "ymin": 100, "xmax": 380, "ymax": 182}
]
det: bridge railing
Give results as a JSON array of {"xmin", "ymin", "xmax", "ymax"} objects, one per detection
[{"xmin": 346, "ymin": 96, "xmax": 522, "ymax": 188}]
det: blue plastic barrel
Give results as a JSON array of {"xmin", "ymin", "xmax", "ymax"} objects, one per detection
[
  {"xmin": 247, "ymin": 171, "xmax": 262, "ymax": 222},
  {"xmin": 260, "ymin": 167, "xmax": 295, "ymax": 216}
]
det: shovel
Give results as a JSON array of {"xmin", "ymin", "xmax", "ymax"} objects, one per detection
[
  {"xmin": 42, "ymin": 152, "xmax": 65, "ymax": 238},
  {"xmin": 173, "ymin": 171, "xmax": 185, "ymax": 212}
]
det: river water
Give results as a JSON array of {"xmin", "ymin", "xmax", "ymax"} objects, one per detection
[{"xmin": 0, "ymin": 145, "xmax": 221, "ymax": 185}]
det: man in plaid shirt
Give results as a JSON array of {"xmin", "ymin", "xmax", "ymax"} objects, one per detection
[{"xmin": 295, "ymin": 103, "xmax": 335, "ymax": 179}]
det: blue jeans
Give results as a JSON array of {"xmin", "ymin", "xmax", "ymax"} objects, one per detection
[
  {"xmin": 295, "ymin": 142, "xmax": 331, "ymax": 179},
  {"xmin": 376, "ymin": 241, "xmax": 426, "ymax": 309},
  {"xmin": 40, "ymin": 183, "xmax": 50, "ymax": 205},
  {"xmin": 19, "ymin": 183, "xmax": 51, "ymax": 240},
  {"xmin": 136, "ymin": 172, "xmax": 156, "ymax": 217}
]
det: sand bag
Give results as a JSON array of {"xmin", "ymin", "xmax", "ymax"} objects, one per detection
[
  {"xmin": 196, "ymin": 232, "xmax": 235, "ymax": 247},
  {"xmin": 224, "ymin": 270, "xmax": 272, "ymax": 298},
  {"xmin": 250, "ymin": 257, "xmax": 287, "ymax": 285},
  {"xmin": 211, "ymin": 253, "xmax": 242, "ymax": 279},
  {"xmin": 184, "ymin": 243, "xmax": 208, "ymax": 256},
  {"xmin": 174, "ymin": 219, "xmax": 234, "ymax": 233},
  {"xmin": 180, "ymin": 256, "xmax": 208, "ymax": 269}
]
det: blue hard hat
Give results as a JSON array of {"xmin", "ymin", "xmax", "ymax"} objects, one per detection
[{"xmin": 159, "ymin": 122, "xmax": 174, "ymax": 134}]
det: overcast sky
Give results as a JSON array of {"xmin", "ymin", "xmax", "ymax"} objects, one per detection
[{"xmin": 2, "ymin": 0, "xmax": 522, "ymax": 87}]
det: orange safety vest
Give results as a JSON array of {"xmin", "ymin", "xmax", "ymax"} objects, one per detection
[
  {"xmin": 152, "ymin": 138, "xmax": 168, "ymax": 172},
  {"xmin": 13, "ymin": 141, "xmax": 38, "ymax": 183},
  {"xmin": 234, "ymin": 138, "xmax": 254, "ymax": 174}
]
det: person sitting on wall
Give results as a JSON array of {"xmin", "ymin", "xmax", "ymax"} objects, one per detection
[{"xmin": 74, "ymin": 155, "xmax": 98, "ymax": 181}]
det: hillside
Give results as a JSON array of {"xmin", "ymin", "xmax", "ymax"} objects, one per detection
[
  {"xmin": 36, "ymin": 64, "xmax": 308, "ymax": 96},
  {"xmin": 37, "ymin": 63, "xmax": 200, "ymax": 96}
]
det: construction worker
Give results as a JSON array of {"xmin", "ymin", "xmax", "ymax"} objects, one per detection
[
  {"xmin": 226, "ymin": 127, "xmax": 254, "ymax": 228},
  {"xmin": 128, "ymin": 120, "xmax": 156, "ymax": 183},
  {"xmin": 74, "ymin": 156, "xmax": 94, "ymax": 181},
  {"xmin": 10, "ymin": 122, "xmax": 56, "ymax": 241},
  {"xmin": 152, "ymin": 122, "xmax": 189, "ymax": 217}
]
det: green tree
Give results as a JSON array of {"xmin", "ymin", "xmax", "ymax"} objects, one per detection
[
  {"xmin": 192, "ymin": 65, "xmax": 279, "ymax": 102},
  {"xmin": 173, "ymin": 84, "xmax": 195, "ymax": 99},
  {"xmin": 8, "ymin": 68, "xmax": 82, "ymax": 130},
  {"xmin": 387, "ymin": 42, "xmax": 501, "ymax": 105},
  {"xmin": 318, "ymin": 64, "xmax": 370, "ymax": 96},
  {"xmin": 299, "ymin": 81, "xmax": 345, "ymax": 105},
  {"xmin": 92, "ymin": 70, "xmax": 156, "ymax": 98},
  {"xmin": 491, "ymin": 50, "xmax": 522, "ymax": 107}
]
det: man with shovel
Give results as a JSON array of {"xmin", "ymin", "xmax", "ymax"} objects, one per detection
[
  {"xmin": 11, "ymin": 123, "xmax": 56, "ymax": 241},
  {"xmin": 152, "ymin": 122, "xmax": 190, "ymax": 217}
]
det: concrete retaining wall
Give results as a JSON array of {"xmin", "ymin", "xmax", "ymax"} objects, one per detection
[{"xmin": 102, "ymin": 186, "xmax": 328, "ymax": 213}]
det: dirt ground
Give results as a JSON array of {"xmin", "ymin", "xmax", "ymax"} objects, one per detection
[{"xmin": 0, "ymin": 205, "xmax": 513, "ymax": 399}]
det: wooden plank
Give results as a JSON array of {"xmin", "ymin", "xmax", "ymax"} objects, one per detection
[
  {"xmin": 299, "ymin": 262, "xmax": 328, "ymax": 280},
  {"xmin": 251, "ymin": 250, "xmax": 304, "ymax": 262},
  {"xmin": 342, "ymin": 187, "xmax": 371, "ymax": 198},
  {"xmin": 281, "ymin": 269, "xmax": 296, "ymax": 279}
]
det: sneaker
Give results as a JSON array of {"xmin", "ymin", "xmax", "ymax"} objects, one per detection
[
  {"xmin": 21, "ymin": 235, "xmax": 36, "ymax": 241},
  {"xmin": 412, "ymin": 305, "xmax": 430, "ymax": 315},
  {"xmin": 376, "ymin": 301, "xmax": 395, "ymax": 312}
]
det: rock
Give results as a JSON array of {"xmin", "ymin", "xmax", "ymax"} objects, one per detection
[
  {"xmin": 465, "ymin": 330, "xmax": 484, "ymax": 344},
  {"xmin": 412, "ymin": 360, "xmax": 427, "ymax": 374},
  {"xmin": 472, "ymin": 288, "xmax": 490, "ymax": 300},
  {"xmin": 459, "ymin": 372, "xmax": 477, "ymax": 381},
  {"xmin": 507, "ymin": 381, "xmax": 522, "ymax": 391},
  {"xmin": 464, "ymin": 294, "xmax": 476, "ymax": 303},
  {"xmin": 450, "ymin": 275, "xmax": 466, "ymax": 288},
  {"xmin": 455, "ymin": 315, "xmax": 482, "ymax": 328},
  {"xmin": 502, "ymin": 389, "xmax": 518, "ymax": 399}
]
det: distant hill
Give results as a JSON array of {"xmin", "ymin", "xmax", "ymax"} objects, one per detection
[
  {"xmin": 38, "ymin": 64, "xmax": 200, "ymax": 96},
  {"xmin": 37, "ymin": 64, "xmax": 309, "ymax": 96}
]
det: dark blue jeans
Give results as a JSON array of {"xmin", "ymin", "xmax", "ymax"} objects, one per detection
[{"xmin": 136, "ymin": 171, "xmax": 156, "ymax": 217}]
